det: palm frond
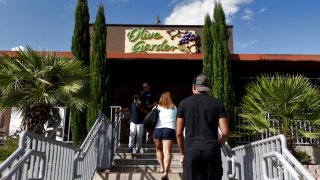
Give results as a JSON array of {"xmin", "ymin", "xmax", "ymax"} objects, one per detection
[
  {"xmin": 297, "ymin": 130, "xmax": 320, "ymax": 139},
  {"xmin": 0, "ymin": 47, "xmax": 88, "ymax": 111},
  {"xmin": 239, "ymin": 73, "xmax": 320, "ymax": 145}
]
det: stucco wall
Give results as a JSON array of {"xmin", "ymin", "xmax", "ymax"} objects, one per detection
[{"xmin": 296, "ymin": 146, "xmax": 320, "ymax": 164}]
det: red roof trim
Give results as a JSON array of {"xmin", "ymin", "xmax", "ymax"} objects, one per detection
[
  {"xmin": 108, "ymin": 53, "xmax": 320, "ymax": 61},
  {"xmin": 1, "ymin": 51, "xmax": 320, "ymax": 62},
  {"xmin": 230, "ymin": 54, "xmax": 320, "ymax": 61},
  {"xmin": 107, "ymin": 53, "xmax": 203, "ymax": 60}
]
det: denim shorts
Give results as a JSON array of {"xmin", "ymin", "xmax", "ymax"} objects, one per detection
[{"xmin": 153, "ymin": 128, "xmax": 176, "ymax": 141}]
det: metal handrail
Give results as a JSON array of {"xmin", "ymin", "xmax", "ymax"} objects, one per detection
[
  {"xmin": 262, "ymin": 151, "xmax": 301, "ymax": 180},
  {"xmin": 223, "ymin": 146, "xmax": 236, "ymax": 178},
  {"xmin": 0, "ymin": 148, "xmax": 25, "ymax": 174},
  {"xmin": 19, "ymin": 131, "xmax": 77, "ymax": 149},
  {"xmin": 226, "ymin": 156, "xmax": 236, "ymax": 178},
  {"xmin": 1, "ymin": 149, "xmax": 46, "ymax": 180},
  {"xmin": 221, "ymin": 142, "xmax": 236, "ymax": 179},
  {"xmin": 72, "ymin": 112, "xmax": 108, "ymax": 179},
  {"xmin": 0, "ymin": 107, "xmax": 124, "ymax": 180},
  {"xmin": 282, "ymin": 148, "xmax": 315, "ymax": 180},
  {"xmin": 235, "ymin": 107, "xmax": 320, "ymax": 146},
  {"xmin": 111, "ymin": 107, "xmax": 123, "ymax": 160},
  {"xmin": 81, "ymin": 112, "xmax": 108, "ymax": 156},
  {"xmin": 231, "ymin": 134, "xmax": 315, "ymax": 180},
  {"xmin": 72, "ymin": 107, "xmax": 123, "ymax": 180},
  {"xmin": 2, "ymin": 108, "xmax": 315, "ymax": 180},
  {"xmin": 232, "ymin": 134, "xmax": 285, "ymax": 151},
  {"xmin": 219, "ymin": 126, "xmax": 236, "ymax": 179},
  {"xmin": 0, "ymin": 131, "xmax": 77, "ymax": 179}
]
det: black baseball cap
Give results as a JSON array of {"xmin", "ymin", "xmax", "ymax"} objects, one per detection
[{"xmin": 192, "ymin": 74, "xmax": 210, "ymax": 92}]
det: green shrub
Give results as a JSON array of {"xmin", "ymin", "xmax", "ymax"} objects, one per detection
[
  {"xmin": 293, "ymin": 150, "xmax": 312, "ymax": 164},
  {"xmin": 0, "ymin": 139, "xmax": 19, "ymax": 161}
]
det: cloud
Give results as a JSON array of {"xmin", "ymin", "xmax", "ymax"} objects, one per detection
[
  {"xmin": 169, "ymin": 0, "xmax": 179, "ymax": 5},
  {"xmin": 11, "ymin": 46, "xmax": 26, "ymax": 51},
  {"xmin": 164, "ymin": 0, "xmax": 253, "ymax": 25},
  {"xmin": 164, "ymin": 1, "xmax": 209, "ymax": 25},
  {"xmin": 241, "ymin": 8, "xmax": 253, "ymax": 20},
  {"xmin": 240, "ymin": 7, "xmax": 266, "ymax": 21},
  {"xmin": 0, "ymin": 0, "xmax": 6, "ymax": 4},
  {"xmin": 259, "ymin": 7, "xmax": 266, "ymax": 14},
  {"xmin": 236, "ymin": 40, "xmax": 258, "ymax": 49}
]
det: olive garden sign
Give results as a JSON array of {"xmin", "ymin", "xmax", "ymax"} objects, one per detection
[{"xmin": 125, "ymin": 28, "xmax": 201, "ymax": 54}]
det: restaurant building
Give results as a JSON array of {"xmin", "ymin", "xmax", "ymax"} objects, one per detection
[
  {"xmin": 101, "ymin": 24, "xmax": 320, "ymax": 107},
  {"xmin": 0, "ymin": 24, "xmax": 320, "ymax": 139}
]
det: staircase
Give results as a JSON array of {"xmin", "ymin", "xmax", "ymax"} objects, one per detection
[
  {"xmin": 93, "ymin": 143, "xmax": 183, "ymax": 180},
  {"xmin": 1, "ymin": 110, "xmax": 316, "ymax": 180}
]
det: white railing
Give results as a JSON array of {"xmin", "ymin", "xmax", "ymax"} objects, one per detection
[
  {"xmin": 110, "ymin": 106, "xmax": 123, "ymax": 163},
  {"xmin": 1, "ymin": 149, "xmax": 46, "ymax": 179},
  {"xmin": 221, "ymin": 143, "xmax": 236, "ymax": 179},
  {"xmin": 235, "ymin": 107, "xmax": 320, "ymax": 146},
  {"xmin": 0, "ymin": 131, "xmax": 77, "ymax": 180},
  {"xmin": 1, "ymin": 106, "xmax": 315, "ymax": 180},
  {"xmin": 232, "ymin": 134, "xmax": 315, "ymax": 180},
  {"xmin": 72, "ymin": 106, "xmax": 122, "ymax": 180},
  {"xmin": 72, "ymin": 112, "xmax": 110, "ymax": 180},
  {"xmin": 0, "ymin": 106, "xmax": 123, "ymax": 180}
]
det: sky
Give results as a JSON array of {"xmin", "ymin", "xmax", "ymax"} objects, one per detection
[{"xmin": 0, "ymin": 0, "xmax": 320, "ymax": 55}]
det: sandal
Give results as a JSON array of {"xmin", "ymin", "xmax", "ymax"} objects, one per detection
[{"xmin": 157, "ymin": 170, "xmax": 164, "ymax": 173}]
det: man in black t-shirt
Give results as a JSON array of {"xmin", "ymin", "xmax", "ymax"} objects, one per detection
[
  {"xmin": 176, "ymin": 74, "xmax": 229, "ymax": 180},
  {"xmin": 140, "ymin": 82, "xmax": 157, "ymax": 143}
]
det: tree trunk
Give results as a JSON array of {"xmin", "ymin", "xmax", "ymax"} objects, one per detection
[
  {"xmin": 283, "ymin": 130, "xmax": 295, "ymax": 154},
  {"xmin": 21, "ymin": 105, "xmax": 51, "ymax": 134}
]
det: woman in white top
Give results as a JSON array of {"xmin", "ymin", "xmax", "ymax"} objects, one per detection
[{"xmin": 153, "ymin": 91, "xmax": 177, "ymax": 180}]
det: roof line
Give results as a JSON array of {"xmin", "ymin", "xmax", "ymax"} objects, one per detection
[{"xmin": 1, "ymin": 51, "xmax": 320, "ymax": 62}]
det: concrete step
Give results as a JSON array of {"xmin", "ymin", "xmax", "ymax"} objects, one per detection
[
  {"xmin": 114, "ymin": 152, "xmax": 182, "ymax": 160},
  {"xmin": 117, "ymin": 143, "xmax": 180, "ymax": 149},
  {"xmin": 106, "ymin": 144, "xmax": 183, "ymax": 179},
  {"xmin": 93, "ymin": 172, "xmax": 183, "ymax": 180},
  {"xmin": 113, "ymin": 158, "xmax": 181, "ymax": 166},
  {"xmin": 115, "ymin": 147, "xmax": 180, "ymax": 153},
  {"xmin": 110, "ymin": 164, "xmax": 183, "ymax": 173}
]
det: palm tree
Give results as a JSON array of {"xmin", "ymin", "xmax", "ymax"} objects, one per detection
[
  {"xmin": 239, "ymin": 73, "xmax": 320, "ymax": 151},
  {"xmin": 0, "ymin": 46, "xmax": 89, "ymax": 134}
]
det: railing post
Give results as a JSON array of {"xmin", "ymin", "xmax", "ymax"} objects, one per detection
[
  {"xmin": 106, "ymin": 118, "xmax": 113, "ymax": 169},
  {"xmin": 96, "ymin": 110, "xmax": 120, "ymax": 170},
  {"xmin": 95, "ymin": 121, "xmax": 102, "ymax": 170},
  {"xmin": 108, "ymin": 106, "xmax": 122, "ymax": 167},
  {"xmin": 96, "ymin": 113, "xmax": 111, "ymax": 170}
]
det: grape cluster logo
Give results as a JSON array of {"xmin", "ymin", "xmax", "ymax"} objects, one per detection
[{"xmin": 166, "ymin": 30, "xmax": 201, "ymax": 54}]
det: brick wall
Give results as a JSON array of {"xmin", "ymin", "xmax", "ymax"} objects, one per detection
[{"xmin": 0, "ymin": 109, "xmax": 11, "ymax": 138}]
